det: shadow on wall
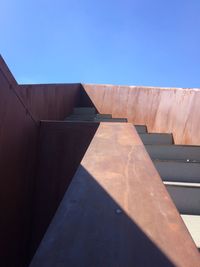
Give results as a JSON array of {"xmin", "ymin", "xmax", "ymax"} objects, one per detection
[
  {"xmin": 30, "ymin": 165, "xmax": 176, "ymax": 267},
  {"xmin": 78, "ymin": 84, "xmax": 96, "ymax": 108},
  {"xmin": 29, "ymin": 122, "xmax": 99, "ymax": 263}
]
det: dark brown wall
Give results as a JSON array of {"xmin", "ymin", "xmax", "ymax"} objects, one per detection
[
  {"xmin": 18, "ymin": 84, "xmax": 81, "ymax": 121},
  {"xmin": 30, "ymin": 121, "xmax": 99, "ymax": 257},
  {"xmin": 0, "ymin": 57, "xmax": 38, "ymax": 266}
]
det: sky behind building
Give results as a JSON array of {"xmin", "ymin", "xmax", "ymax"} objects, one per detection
[{"xmin": 1, "ymin": 0, "xmax": 200, "ymax": 87}]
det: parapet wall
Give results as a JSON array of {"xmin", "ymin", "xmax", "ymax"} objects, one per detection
[
  {"xmin": 83, "ymin": 84, "xmax": 200, "ymax": 145},
  {"xmin": 18, "ymin": 83, "xmax": 81, "ymax": 121}
]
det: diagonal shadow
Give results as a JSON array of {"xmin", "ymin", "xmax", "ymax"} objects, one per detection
[
  {"xmin": 78, "ymin": 85, "xmax": 97, "ymax": 109},
  {"xmin": 30, "ymin": 165, "xmax": 177, "ymax": 267}
]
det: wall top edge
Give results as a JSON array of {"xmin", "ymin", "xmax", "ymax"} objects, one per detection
[{"xmin": 82, "ymin": 83, "xmax": 200, "ymax": 91}]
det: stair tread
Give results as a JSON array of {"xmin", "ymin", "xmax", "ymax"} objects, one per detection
[
  {"xmin": 73, "ymin": 107, "xmax": 96, "ymax": 115},
  {"xmin": 181, "ymin": 214, "xmax": 200, "ymax": 248},
  {"xmin": 95, "ymin": 114, "xmax": 112, "ymax": 119},
  {"xmin": 94, "ymin": 118, "xmax": 127, "ymax": 122}
]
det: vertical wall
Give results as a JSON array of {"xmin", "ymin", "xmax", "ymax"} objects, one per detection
[
  {"xmin": 0, "ymin": 57, "xmax": 86, "ymax": 265},
  {"xmin": 0, "ymin": 57, "xmax": 38, "ymax": 266},
  {"xmin": 30, "ymin": 121, "xmax": 99, "ymax": 257},
  {"xmin": 18, "ymin": 83, "xmax": 81, "ymax": 121},
  {"xmin": 82, "ymin": 84, "xmax": 200, "ymax": 145}
]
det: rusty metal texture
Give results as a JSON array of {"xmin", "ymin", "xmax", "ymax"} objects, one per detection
[
  {"xmin": 30, "ymin": 123, "xmax": 200, "ymax": 267},
  {"xmin": 0, "ymin": 55, "xmax": 18, "ymax": 87},
  {"xmin": 18, "ymin": 83, "xmax": 81, "ymax": 121},
  {"xmin": 0, "ymin": 57, "xmax": 38, "ymax": 266},
  {"xmin": 82, "ymin": 84, "xmax": 200, "ymax": 145},
  {"xmin": 30, "ymin": 121, "xmax": 99, "ymax": 258}
]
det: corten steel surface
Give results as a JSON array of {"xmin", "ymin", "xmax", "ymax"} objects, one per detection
[
  {"xmin": 0, "ymin": 55, "xmax": 18, "ymax": 87},
  {"xmin": 0, "ymin": 57, "xmax": 38, "ymax": 266},
  {"xmin": 30, "ymin": 123, "xmax": 200, "ymax": 267},
  {"xmin": 18, "ymin": 83, "xmax": 81, "ymax": 121},
  {"xmin": 30, "ymin": 121, "xmax": 99, "ymax": 258},
  {"xmin": 82, "ymin": 84, "xmax": 200, "ymax": 145}
]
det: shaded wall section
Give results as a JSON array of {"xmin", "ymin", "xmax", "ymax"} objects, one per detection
[
  {"xmin": 30, "ymin": 121, "xmax": 99, "ymax": 257},
  {"xmin": 18, "ymin": 83, "xmax": 82, "ymax": 121},
  {"xmin": 0, "ymin": 56, "xmax": 38, "ymax": 266},
  {"xmin": 82, "ymin": 84, "xmax": 200, "ymax": 145}
]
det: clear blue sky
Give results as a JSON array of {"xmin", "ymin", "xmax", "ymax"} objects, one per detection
[{"xmin": 1, "ymin": 0, "xmax": 200, "ymax": 87}]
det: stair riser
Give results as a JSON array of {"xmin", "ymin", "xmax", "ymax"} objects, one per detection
[
  {"xmin": 140, "ymin": 134, "xmax": 173, "ymax": 145},
  {"xmin": 146, "ymin": 145, "xmax": 200, "ymax": 161},
  {"xmin": 166, "ymin": 185, "xmax": 200, "ymax": 215},
  {"xmin": 73, "ymin": 107, "xmax": 96, "ymax": 115},
  {"xmin": 154, "ymin": 162, "xmax": 200, "ymax": 183},
  {"xmin": 134, "ymin": 125, "xmax": 147, "ymax": 133}
]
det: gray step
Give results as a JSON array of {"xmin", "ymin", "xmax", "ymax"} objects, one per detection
[
  {"xmin": 139, "ymin": 133, "xmax": 173, "ymax": 145},
  {"xmin": 154, "ymin": 161, "xmax": 200, "ymax": 183},
  {"xmin": 65, "ymin": 115, "xmax": 127, "ymax": 123},
  {"xmin": 145, "ymin": 145, "xmax": 200, "ymax": 162},
  {"xmin": 134, "ymin": 125, "xmax": 147, "ymax": 133},
  {"xmin": 95, "ymin": 114, "xmax": 112, "ymax": 119},
  {"xmin": 181, "ymin": 215, "xmax": 200, "ymax": 248},
  {"xmin": 94, "ymin": 118, "xmax": 127, "ymax": 122},
  {"xmin": 65, "ymin": 114, "xmax": 95, "ymax": 121},
  {"xmin": 165, "ymin": 182, "xmax": 200, "ymax": 215},
  {"xmin": 73, "ymin": 107, "xmax": 96, "ymax": 115}
]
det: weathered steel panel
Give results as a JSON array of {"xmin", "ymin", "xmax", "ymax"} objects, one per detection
[
  {"xmin": 82, "ymin": 84, "xmax": 200, "ymax": 145},
  {"xmin": 30, "ymin": 123, "xmax": 200, "ymax": 267},
  {"xmin": 30, "ymin": 121, "xmax": 99, "ymax": 257},
  {"xmin": 0, "ymin": 57, "xmax": 38, "ymax": 266},
  {"xmin": 18, "ymin": 83, "xmax": 81, "ymax": 121}
]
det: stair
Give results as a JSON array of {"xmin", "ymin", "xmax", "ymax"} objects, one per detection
[
  {"xmin": 181, "ymin": 215, "xmax": 200, "ymax": 249},
  {"xmin": 145, "ymin": 145, "xmax": 200, "ymax": 162},
  {"xmin": 73, "ymin": 107, "xmax": 96, "ymax": 115},
  {"xmin": 30, "ymin": 123, "xmax": 200, "ymax": 266},
  {"xmin": 94, "ymin": 117, "xmax": 127, "ymax": 122},
  {"xmin": 64, "ymin": 111, "xmax": 200, "ymax": 249},
  {"xmin": 139, "ymin": 133, "xmax": 173, "ymax": 145},
  {"xmin": 164, "ymin": 182, "xmax": 200, "ymax": 215},
  {"xmin": 95, "ymin": 114, "xmax": 112, "ymax": 119},
  {"xmin": 64, "ymin": 108, "xmax": 127, "ymax": 123},
  {"xmin": 139, "ymin": 127, "xmax": 200, "ymax": 249},
  {"xmin": 154, "ymin": 161, "xmax": 200, "ymax": 183},
  {"xmin": 134, "ymin": 125, "xmax": 147, "ymax": 133}
]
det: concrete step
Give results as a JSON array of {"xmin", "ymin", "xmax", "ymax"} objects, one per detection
[
  {"xmin": 94, "ymin": 118, "xmax": 127, "ymax": 122},
  {"xmin": 65, "ymin": 114, "xmax": 95, "ymax": 121},
  {"xmin": 154, "ymin": 161, "xmax": 200, "ymax": 183},
  {"xmin": 73, "ymin": 107, "xmax": 96, "ymax": 115},
  {"xmin": 64, "ymin": 115, "xmax": 127, "ymax": 122},
  {"xmin": 139, "ymin": 133, "xmax": 173, "ymax": 145},
  {"xmin": 134, "ymin": 125, "xmax": 147, "ymax": 133},
  {"xmin": 145, "ymin": 145, "xmax": 200, "ymax": 162},
  {"xmin": 164, "ymin": 182, "xmax": 200, "ymax": 215},
  {"xmin": 95, "ymin": 114, "xmax": 112, "ymax": 119},
  {"xmin": 181, "ymin": 214, "xmax": 200, "ymax": 249}
]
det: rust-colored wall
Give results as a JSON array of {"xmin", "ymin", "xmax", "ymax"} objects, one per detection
[
  {"xmin": 30, "ymin": 121, "xmax": 99, "ymax": 257},
  {"xmin": 0, "ymin": 57, "xmax": 38, "ymax": 266},
  {"xmin": 18, "ymin": 83, "xmax": 81, "ymax": 121},
  {"xmin": 82, "ymin": 84, "xmax": 200, "ymax": 145}
]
